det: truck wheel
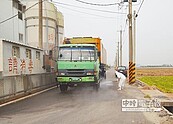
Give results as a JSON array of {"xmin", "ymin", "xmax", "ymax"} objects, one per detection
[
  {"xmin": 96, "ymin": 83, "xmax": 100, "ymax": 91},
  {"xmin": 93, "ymin": 81, "xmax": 100, "ymax": 91},
  {"xmin": 68, "ymin": 84, "xmax": 75, "ymax": 87},
  {"xmin": 60, "ymin": 85, "xmax": 68, "ymax": 92},
  {"xmin": 104, "ymin": 73, "xmax": 106, "ymax": 79}
]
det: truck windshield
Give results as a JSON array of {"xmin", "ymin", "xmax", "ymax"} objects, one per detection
[
  {"xmin": 58, "ymin": 46, "xmax": 95, "ymax": 61},
  {"xmin": 80, "ymin": 47, "xmax": 95, "ymax": 61},
  {"xmin": 58, "ymin": 47, "xmax": 71, "ymax": 60}
]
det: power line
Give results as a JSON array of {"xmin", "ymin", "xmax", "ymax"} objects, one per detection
[
  {"xmin": 57, "ymin": 5, "xmax": 117, "ymax": 19},
  {"xmin": 0, "ymin": 0, "xmax": 46, "ymax": 25},
  {"xmin": 53, "ymin": 1, "xmax": 126, "ymax": 14},
  {"xmin": 121, "ymin": 0, "xmax": 144, "ymax": 46},
  {"xmin": 116, "ymin": 3, "xmax": 128, "ymax": 45},
  {"xmin": 121, "ymin": 0, "xmax": 142, "ymax": 6},
  {"xmin": 136, "ymin": 0, "xmax": 145, "ymax": 16},
  {"xmin": 0, "ymin": 14, "xmax": 18, "ymax": 25},
  {"xmin": 75, "ymin": 0, "xmax": 120, "ymax": 6}
]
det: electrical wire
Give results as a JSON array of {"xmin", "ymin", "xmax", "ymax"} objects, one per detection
[
  {"xmin": 121, "ymin": 0, "xmax": 145, "ymax": 46},
  {"xmin": 57, "ymin": 5, "xmax": 117, "ymax": 19},
  {"xmin": 53, "ymin": 1, "xmax": 126, "ymax": 14},
  {"xmin": 136, "ymin": 0, "xmax": 145, "ymax": 16},
  {"xmin": 122, "ymin": 0, "xmax": 142, "ymax": 6},
  {"xmin": 0, "ymin": 0, "xmax": 46, "ymax": 25},
  {"xmin": 75, "ymin": 0, "xmax": 120, "ymax": 6},
  {"xmin": 0, "ymin": 14, "xmax": 18, "ymax": 25},
  {"xmin": 116, "ymin": 3, "xmax": 128, "ymax": 46}
]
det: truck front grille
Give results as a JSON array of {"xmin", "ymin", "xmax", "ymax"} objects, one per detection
[{"xmin": 66, "ymin": 69, "xmax": 85, "ymax": 76}]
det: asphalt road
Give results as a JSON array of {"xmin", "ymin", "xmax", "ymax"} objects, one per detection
[{"xmin": 0, "ymin": 68, "xmax": 162, "ymax": 124}]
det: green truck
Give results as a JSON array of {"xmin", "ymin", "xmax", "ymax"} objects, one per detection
[{"xmin": 56, "ymin": 43, "xmax": 100, "ymax": 92}]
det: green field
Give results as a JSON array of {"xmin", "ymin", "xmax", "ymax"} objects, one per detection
[{"xmin": 138, "ymin": 76, "xmax": 173, "ymax": 93}]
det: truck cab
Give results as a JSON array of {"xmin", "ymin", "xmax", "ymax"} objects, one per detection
[{"xmin": 56, "ymin": 44, "xmax": 100, "ymax": 92}]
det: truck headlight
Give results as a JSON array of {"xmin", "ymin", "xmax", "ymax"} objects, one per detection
[
  {"xmin": 86, "ymin": 72, "xmax": 93, "ymax": 75},
  {"xmin": 59, "ymin": 72, "xmax": 65, "ymax": 76},
  {"xmin": 56, "ymin": 72, "xmax": 59, "ymax": 76},
  {"xmin": 94, "ymin": 71, "xmax": 97, "ymax": 75}
]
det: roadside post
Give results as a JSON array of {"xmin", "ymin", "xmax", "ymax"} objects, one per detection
[{"xmin": 125, "ymin": 0, "xmax": 136, "ymax": 84}]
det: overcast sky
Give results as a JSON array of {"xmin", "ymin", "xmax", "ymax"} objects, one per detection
[{"xmin": 53, "ymin": 0, "xmax": 173, "ymax": 66}]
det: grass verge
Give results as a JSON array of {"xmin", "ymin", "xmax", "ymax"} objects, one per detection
[{"xmin": 138, "ymin": 76, "xmax": 173, "ymax": 93}]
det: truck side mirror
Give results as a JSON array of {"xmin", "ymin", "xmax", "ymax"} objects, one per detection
[
  {"xmin": 49, "ymin": 50, "xmax": 52, "ymax": 59},
  {"xmin": 60, "ymin": 54, "xmax": 63, "ymax": 58},
  {"xmin": 50, "ymin": 46, "xmax": 59, "ymax": 61}
]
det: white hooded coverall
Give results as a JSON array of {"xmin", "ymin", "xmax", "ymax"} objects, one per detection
[{"xmin": 115, "ymin": 71, "xmax": 126, "ymax": 90}]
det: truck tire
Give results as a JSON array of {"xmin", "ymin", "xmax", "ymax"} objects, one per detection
[
  {"xmin": 104, "ymin": 73, "xmax": 106, "ymax": 79},
  {"xmin": 93, "ymin": 81, "xmax": 100, "ymax": 91},
  {"xmin": 60, "ymin": 84, "xmax": 68, "ymax": 92}
]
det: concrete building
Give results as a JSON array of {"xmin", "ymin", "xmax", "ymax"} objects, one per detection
[
  {"xmin": 0, "ymin": 0, "xmax": 64, "ymax": 51},
  {"xmin": 0, "ymin": 0, "xmax": 64, "ymax": 72},
  {"xmin": 0, "ymin": 0, "xmax": 26, "ymax": 43},
  {"xmin": 0, "ymin": 39, "xmax": 56, "ymax": 102},
  {"xmin": 0, "ymin": 39, "xmax": 45, "ymax": 77},
  {"xmin": 0, "ymin": 0, "xmax": 64, "ymax": 102}
]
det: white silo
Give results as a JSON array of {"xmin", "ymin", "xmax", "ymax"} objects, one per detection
[
  {"xmin": 25, "ymin": 0, "xmax": 58, "ymax": 53},
  {"xmin": 25, "ymin": 0, "xmax": 64, "ymax": 72},
  {"xmin": 57, "ymin": 11, "xmax": 64, "ymax": 45}
]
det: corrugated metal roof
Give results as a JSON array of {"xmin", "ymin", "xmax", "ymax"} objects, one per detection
[{"xmin": 1, "ymin": 39, "xmax": 43, "ymax": 51}]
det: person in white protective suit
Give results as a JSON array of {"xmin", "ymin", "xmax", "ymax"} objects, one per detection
[{"xmin": 115, "ymin": 71, "xmax": 126, "ymax": 90}]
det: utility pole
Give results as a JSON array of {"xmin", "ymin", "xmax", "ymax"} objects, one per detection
[
  {"xmin": 117, "ymin": 29, "xmax": 123, "ymax": 66},
  {"xmin": 115, "ymin": 52, "xmax": 118, "ymax": 67},
  {"xmin": 132, "ymin": 10, "xmax": 137, "ymax": 83},
  {"xmin": 117, "ymin": 42, "xmax": 120, "ymax": 67},
  {"xmin": 128, "ymin": 0, "xmax": 135, "ymax": 84},
  {"xmin": 133, "ymin": 10, "xmax": 137, "ymax": 78},
  {"xmin": 39, "ymin": 0, "xmax": 43, "ymax": 49},
  {"xmin": 118, "ymin": 28, "xmax": 125, "ymax": 66},
  {"xmin": 120, "ymin": 30, "xmax": 122, "ymax": 66}
]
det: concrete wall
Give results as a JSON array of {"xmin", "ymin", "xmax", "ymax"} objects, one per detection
[
  {"xmin": 2, "ymin": 40, "xmax": 45, "ymax": 76},
  {"xmin": 0, "ymin": 39, "xmax": 56, "ymax": 103},
  {"xmin": 0, "ymin": 73, "xmax": 56, "ymax": 102}
]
